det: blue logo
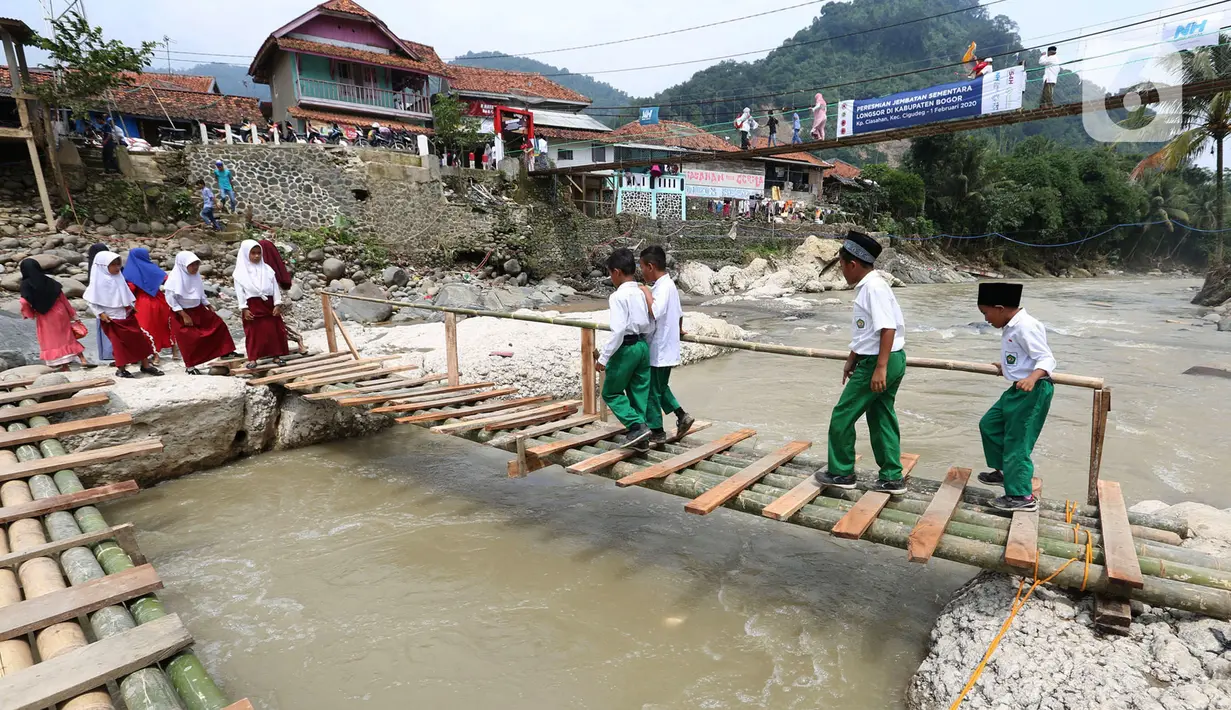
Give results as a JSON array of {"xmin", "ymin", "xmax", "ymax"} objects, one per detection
[
  {"xmin": 1174, "ymin": 20, "xmax": 1208, "ymax": 39},
  {"xmin": 639, "ymin": 107, "xmax": 660, "ymax": 125}
]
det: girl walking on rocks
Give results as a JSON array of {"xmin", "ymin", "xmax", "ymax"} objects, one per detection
[
  {"xmin": 86, "ymin": 242, "xmax": 114, "ymax": 363},
  {"xmin": 165, "ymin": 251, "xmax": 235, "ymax": 375},
  {"xmin": 18, "ymin": 259, "xmax": 90, "ymax": 371},
  {"xmin": 84, "ymin": 251, "xmax": 163, "ymax": 378},
  {"xmin": 234, "ymin": 239, "xmax": 290, "ymax": 368},
  {"xmin": 122, "ymin": 247, "xmax": 176, "ymax": 363},
  {"xmin": 258, "ymin": 239, "xmax": 305, "ymax": 354}
]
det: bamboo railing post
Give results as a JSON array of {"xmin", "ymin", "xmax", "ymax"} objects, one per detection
[
  {"xmin": 1088, "ymin": 388, "xmax": 1112, "ymax": 506},
  {"xmin": 329, "ymin": 305, "xmax": 360, "ymax": 359},
  {"xmin": 321, "ymin": 293, "xmax": 338, "ymax": 354},
  {"xmin": 444, "ymin": 313, "xmax": 460, "ymax": 386},
  {"xmin": 581, "ymin": 328, "xmax": 597, "ymax": 415},
  {"xmin": 598, "ymin": 371, "xmax": 609, "ymax": 422}
]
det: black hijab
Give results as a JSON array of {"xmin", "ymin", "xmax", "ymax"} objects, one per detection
[
  {"xmin": 19, "ymin": 259, "xmax": 63, "ymax": 314},
  {"xmin": 86, "ymin": 243, "xmax": 106, "ymax": 283}
]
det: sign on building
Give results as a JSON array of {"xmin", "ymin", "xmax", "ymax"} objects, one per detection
[
  {"xmin": 835, "ymin": 66, "xmax": 1025, "ymax": 138},
  {"xmin": 683, "ymin": 169, "xmax": 765, "ymax": 199},
  {"xmin": 1162, "ymin": 13, "xmax": 1223, "ymax": 51},
  {"xmin": 466, "ymin": 99, "xmax": 498, "ymax": 117},
  {"xmin": 639, "ymin": 107, "xmax": 660, "ymax": 125}
]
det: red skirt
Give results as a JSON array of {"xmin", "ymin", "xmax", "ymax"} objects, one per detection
[
  {"xmin": 170, "ymin": 305, "xmax": 236, "ymax": 368},
  {"xmin": 100, "ymin": 316, "xmax": 156, "ymax": 368},
  {"xmin": 242, "ymin": 297, "xmax": 290, "ymax": 360},
  {"xmin": 131, "ymin": 285, "xmax": 174, "ymax": 350}
]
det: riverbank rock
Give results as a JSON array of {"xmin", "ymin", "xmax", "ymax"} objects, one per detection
[
  {"xmin": 335, "ymin": 282, "xmax": 393, "ymax": 323},
  {"xmin": 1192, "ymin": 264, "xmax": 1231, "ymax": 307}
]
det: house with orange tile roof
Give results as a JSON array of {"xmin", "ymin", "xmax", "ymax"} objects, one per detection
[{"xmin": 248, "ymin": 0, "xmax": 449, "ymax": 133}]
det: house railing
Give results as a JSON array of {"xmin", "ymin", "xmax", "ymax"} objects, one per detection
[
  {"xmin": 298, "ymin": 78, "xmax": 431, "ymax": 115},
  {"xmin": 615, "ymin": 170, "xmax": 686, "ymax": 220}
]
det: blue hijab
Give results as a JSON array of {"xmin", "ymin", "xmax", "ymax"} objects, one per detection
[{"xmin": 121, "ymin": 247, "xmax": 166, "ymax": 297}]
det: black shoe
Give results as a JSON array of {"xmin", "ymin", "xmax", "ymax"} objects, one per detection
[
  {"xmin": 874, "ymin": 478, "xmax": 907, "ymax": 496},
  {"xmin": 675, "ymin": 412, "xmax": 696, "ymax": 437},
  {"xmin": 140, "ymin": 365, "xmax": 164, "ymax": 377},
  {"xmin": 813, "ymin": 470, "xmax": 857, "ymax": 489},
  {"xmin": 977, "ymin": 470, "xmax": 1005, "ymax": 486},
  {"xmin": 115, "ymin": 367, "xmax": 134, "ymax": 379},
  {"xmin": 649, "ymin": 429, "xmax": 667, "ymax": 445},
  {"xmin": 989, "ymin": 495, "xmax": 1038, "ymax": 512},
  {"xmin": 185, "ymin": 367, "xmax": 202, "ymax": 375},
  {"xmin": 621, "ymin": 425, "xmax": 652, "ymax": 452}
]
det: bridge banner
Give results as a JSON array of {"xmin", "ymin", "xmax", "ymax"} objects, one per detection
[{"xmin": 835, "ymin": 66, "xmax": 1025, "ymax": 138}]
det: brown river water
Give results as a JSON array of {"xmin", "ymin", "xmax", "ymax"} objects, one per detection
[{"xmin": 106, "ymin": 277, "xmax": 1231, "ymax": 709}]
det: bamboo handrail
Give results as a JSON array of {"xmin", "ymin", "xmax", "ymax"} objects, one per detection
[{"xmin": 320, "ymin": 291, "xmax": 1105, "ymax": 389}]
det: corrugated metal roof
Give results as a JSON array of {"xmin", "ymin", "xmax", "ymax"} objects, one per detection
[{"xmin": 529, "ymin": 109, "xmax": 610, "ymax": 133}]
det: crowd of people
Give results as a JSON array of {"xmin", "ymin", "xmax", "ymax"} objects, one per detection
[
  {"xmin": 597, "ymin": 232, "xmax": 1056, "ymax": 513},
  {"xmin": 18, "ymin": 237, "xmax": 305, "ymax": 378}
]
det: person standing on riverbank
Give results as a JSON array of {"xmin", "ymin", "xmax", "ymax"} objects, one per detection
[
  {"xmin": 165, "ymin": 251, "xmax": 236, "ymax": 375},
  {"xmin": 976, "ymin": 283, "xmax": 1056, "ymax": 512},
  {"xmin": 86, "ymin": 243, "xmax": 113, "ymax": 364},
  {"xmin": 234, "ymin": 239, "xmax": 290, "ymax": 369},
  {"xmin": 84, "ymin": 251, "xmax": 163, "ymax": 379},
  {"xmin": 815, "ymin": 231, "xmax": 907, "ymax": 495},
  {"xmin": 596, "ymin": 248, "xmax": 654, "ymax": 451},
  {"xmin": 123, "ymin": 247, "xmax": 175, "ymax": 364},
  {"xmin": 19, "ymin": 259, "xmax": 89, "ymax": 371},
  {"xmin": 639, "ymin": 246, "xmax": 696, "ymax": 445}
]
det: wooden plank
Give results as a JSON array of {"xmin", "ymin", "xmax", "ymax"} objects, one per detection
[
  {"xmin": 0, "ymin": 377, "xmax": 114, "ymax": 406},
  {"xmin": 0, "ymin": 376, "xmax": 39, "ymax": 390},
  {"xmin": 0, "ymin": 564, "xmax": 163, "ymax": 642},
  {"xmin": 685, "ymin": 441, "xmax": 812, "ymax": 515},
  {"xmin": 0, "ymin": 413, "xmax": 131, "ymax": 449},
  {"xmin": 217, "ymin": 350, "xmax": 318, "ymax": 367},
  {"xmin": 317, "ymin": 374, "xmax": 449, "ymax": 402},
  {"xmin": 831, "ymin": 492, "xmax": 892, "ymax": 540},
  {"xmin": 762, "ymin": 477, "xmax": 824, "ymax": 521},
  {"xmin": 488, "ymin": 413, "xmax": 601, "ymax": 449},
  {"xmin": 331, "ymin": 305, "xmax": 361, "ymax": 359},
  {"xmin": 1097, "ymin": 479, "xmax": 1145, "ymax": 589},
  {"xmin": 485, "ymin": 404, "xmax": 579, "ymax": 432},
  {"xmin": 526, "ymin": 424, "xmax": 626, "ymax": 458},
  {"xmin": 287, "ymin": 364, "xmax": 420, "ymax": 390},
  {"xmin": 901, "ymin": 452, "xmax": 920, "ymax": 478},
  {"xmin": 616, "ymin": 429, "xmax": 757, "ymax": 488},
  {"xmin": 230, "ymin": 350, "xmax": 335, "ymax": 373},
  {"xmin": 0, "ymin": 523, "xmax": 139, "ymax": 570},
  {"xmin": 322, "ymin": 292, "xmax": 338, "ymax": 353},
  {"xmin": 0, "ymin": 481, "xmax": 139, "ymax": 525},
  {"xmin": 282, "ymin": 363, "xmax": 384, "ymax": 388},
  {"xmin": 0, "ymin": 439, "xmax": 163, "ymax": 484},
  {"xmin": 581, "ymin": 328, "xmax": 597, "ymax": 415},
  {"xmin": 246, "ymin": 356, "xmax": 396, "ymax": 385},
  {"xmin": 0, "ymin": 613, "xmax": 192, "ymax": 710},
  {"xmin": 0, "ymin": 394, "xmax": 110, "ymax": 424},
  {"xmin": 1088, "ymin": 388, "xmax": 1112, "ymax": 506},
  {"xmin": 258, "ymin": 352, "xmax": 351, "ymax": 374},
  {"xmin": 302, "ymin": 375, "xmax": 433, "ymax": 400},
  {"xmin": 666, "ymin": 419, "xmax": 713, "ymax": 444},
  {"xmin": 223, "ymin": 701, "xmax": 256, "ymax": 710},
  {"xmin": 1005, "ymin": 477, "xmax": 1042, "ymax": 569},
  {"xmin": 1093, "ymin": 596, "xmax": 1133, "ymax": 635},
  {"xmin": 344, "ymin": 381, "xmax": 496, "ymax": 408},
  {"xmin": 907, "ymin": 467, "xmax": 972, "ymax": 563},
  {"xmin": 383, "ymin": 389, "xmax": 525, "ymax": 417},
  {"xmin": 566, "ymin": 446, "xmax": 641, "ymax": 475},
  {"xmin": 432, "ymin": 401, "xmax": 581, "ymax": 435},
  {"xmin": 445, "ymin": 312, "xmax": 460, "ymax": 386}
]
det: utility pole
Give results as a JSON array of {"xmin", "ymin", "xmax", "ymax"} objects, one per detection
[{"xmin": 162, "ymin": 34, "xmax": 175, "ymax": 73}]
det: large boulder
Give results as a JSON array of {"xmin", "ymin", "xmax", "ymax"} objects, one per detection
[
  {"xmin": 381, "ymin": 266, "xmax": 409, "ymax": 288},
  {"xmin": 1193, "ymin": 264, "xmax": 1231, "ymax": 307},
  {"xmin": 793, "ymin": 235, "xmax": 842, "ymax": 264},
  {"xmin": 0, "ymin": 274, "xmax": 19, "ymax": 292},
  {"xmin": 676, "ymin": 262, "xmax": 716, "ymax": 296},
  {"xmin": 321, "ymin": 257, "xmax": 347, "ymax": 281},
  {"xmin": 335, "ymin": 282, "xmax": 393, "ymax": 323},
  {"xmin": 0, "ymin": 351, "xmax": 27, "ymax": 371},
  {"xmin": 433, "ymin": 282, "xmax": 484, "ymax": 310},
  {"xmin": 273, "ymin": 392, "xmax": 391, "ymax": 449},
  {"xmin": 56, "ymin": 277, "xmax": 86, "ymax": 298},
  {"xmin": 32, "ymin": 254, "xmax": 64, "ymax": 272}
]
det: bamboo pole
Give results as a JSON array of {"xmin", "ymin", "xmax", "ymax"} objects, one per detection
[
  {"xmin": 1088, "ymin": 388, "xmax": 1111, "ymax": 506},
  {"xmin": 329, "ymin": 305, "xmax": 360, "ymax": 360},
  {"xmin": 580, "ymin": 329, "xmax": 597, "ymax": 416},
  {"xmin": 444, "ymin": 313, "xmax": 460, "ymax": 387},
  {"xmin": 321, "ymin": 293, "xmax": 338, "ymax": 354},
  {"xmin": 324, "ymin": 291, "xmax": 1106, "ymax": 389},
  {"xmin": 0, "ymin": 523, "xmax": 35, "ymax": 683}
]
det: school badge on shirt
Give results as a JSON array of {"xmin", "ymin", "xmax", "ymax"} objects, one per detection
[
  {"xmin": 856, "ymin": 318, "xmax": 866, "ymax": 328},
  {"xmin": 1006, "ymin": 354, "xmax": 1017, "ymax": 364}
]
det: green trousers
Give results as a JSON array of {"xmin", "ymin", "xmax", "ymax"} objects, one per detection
[
  {"xmin": 602, "ymin": 341, "xmax": 650, "ymax": 428},
  {"xmin": 980, "ymin": 381, "xmax": 1054, "ymax": 497},
  {"xmin": 646, "ymin": 366, "xmax": 682, "ymax": 431},
  {"xmin": 827, "ymin": 351, "xmax": 906, "ymax": 480}
]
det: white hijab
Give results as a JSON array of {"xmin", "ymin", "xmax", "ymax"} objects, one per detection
[
  {"xmin": 165, "ymin": 251, "xmax": 205, "ymax": 302},
  {"xmin": 232, "ymin": 239, "xmax": 277, "ymax": 298},
  {"xmin": 83, "ymin": 251, "xmax": 135, "ymax": 309},
  {"xmin": 738, "ymin": 107, "xmax": 752, "ymax": 131}
]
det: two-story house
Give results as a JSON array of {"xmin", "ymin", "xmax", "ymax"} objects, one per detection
[{"xmin": 248, "ymin": 0, "xmax": 448, "ymax": 134}]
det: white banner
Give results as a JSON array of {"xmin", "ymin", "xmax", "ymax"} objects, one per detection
[
  {"xmin": 1162, "ymin": 13, "xmax": 1223, "ymax": 51},
  {"xmin": 683, "ymin": 169, "xmax": 764, "ymax": 191}
]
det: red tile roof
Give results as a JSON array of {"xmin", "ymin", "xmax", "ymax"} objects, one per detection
[
  {"xmin": 105, "ymin": 85, "xmax": 265, "ymax": 125},
  {"xmin": 749, "ymin": 136, "xmax": 831, "ymax": 167},
  {"xmin": 824, "ymin": 159, "xmax": 862, "ymax": 179},
  {"xmin": 603, "ymin": 120, "xmax": 738, "ymax": 153},
  {"xmin": 317, "ymin": 0, "xmax": 374, "ymax": 18},
  {"xmin": 288, "ymin": 106, "xmax": 432, "ymax": 134},
  {"xmin": 274, "ymin": 37, "xmax": 447, "ymax": 77},
  {"xmin": 534, "ymin": 126, "xmax": 608, "ymax": 141},
  {"xmin": 447, "ymin": 65, "xmax": 589, "ymax": 104},
  {"xmin": 120, "ymin": 71, "xmax": 216, "ymax": 93}
]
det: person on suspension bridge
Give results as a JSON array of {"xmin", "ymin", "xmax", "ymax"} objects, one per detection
[
  {"xmin": 595, "ymin": 247, "xmax": 655, "ymax": 452},
  {"xmin": 815, "ymin": 231, "xmax": 908, "ymax": 496},
  {"xmin": 638, "ymin": 245, "xmax": 695, "ymax": 445},
  {"xmin": 976, "ymin": 283, "xmax": 1056, "ymax": 513}
]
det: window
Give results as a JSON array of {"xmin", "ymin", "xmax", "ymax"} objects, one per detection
[
  {"xmin": 557, "ymin": 149, "xmax": 574, "ymax": 160},
  {"xmin": 592, "ymin": 146, "xmax": 607, "ymax": 162}
]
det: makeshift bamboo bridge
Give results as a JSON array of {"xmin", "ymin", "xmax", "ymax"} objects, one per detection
[
  {"xmin": 0, "ymin": 376, "xmax": 255, "ymax": 710},
  {"xmin": 305, "ymin": 291, "xmax": 1231, "ymax": 625}
]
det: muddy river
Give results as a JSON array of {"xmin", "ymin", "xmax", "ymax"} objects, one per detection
[{"xmin": 107, "ymin": 277, "xmax": 1230, "ymax": 709}]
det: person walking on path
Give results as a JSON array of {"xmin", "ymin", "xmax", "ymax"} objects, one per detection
[
  {"xmin": 213, "ymin": 160, "xmax": 238, "ymax": 213},
  {"xmin": 19, "ymin": 259, "xmax": 89, "ymax": 371},
  {"xmin": 165, "ymin": 251, "xmax": 236, "ymax": 374},
  {"xmin": 1039, "ymin": 46, "xmax": 1061, "ymax": 107},
  {"xmin": 86, "ymin": 243, "xmax": 113, "ymax": 363},
  {"xmin": 84, "ymin": 251, "xmax": 163, "ymax": 379},
  {"xmin": 975, "ymin": 283, "xmax": 1057, "ymax": 512},
  {"xmin": 199, "ymin": 179, "xmax": 222, "ymax": 231},
  {"xmin": 234, "ymin": 239, "xmax": 291, "ymax": 369},
  {"xmin": 767, "ymin": 110, "xmax": 779, "ymax": 147},
  {"xmin": 638, "ymin": 246, "xmax": 695, "ymax": 444},
  {"xmin": 258, "ymin": 239, "xmax": 306, "ymax": 354},
  {"xmin": 122, "ymin": 247, "xmax": 175, "ymax": 364},
  {"xmin": 815, "ymin": 231, "xmax": 908, "ymax": 495},
  {"xmin": 596, "ymin": 248, "xmax": 654, "ymax": 451}
]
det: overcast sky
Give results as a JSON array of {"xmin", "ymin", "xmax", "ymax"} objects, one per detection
[{"xmin": 6, "ymin": 0, "xmax": 1211, "ymax": 98}]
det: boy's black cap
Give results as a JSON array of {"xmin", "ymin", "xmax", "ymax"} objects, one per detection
[
  {"xmin": 843, "ymin": 230, "xmax": 882, "ymax": 262},
  {"xmin": 978, "ymin": 282, "xmax": 1023, "ymax": 308}
]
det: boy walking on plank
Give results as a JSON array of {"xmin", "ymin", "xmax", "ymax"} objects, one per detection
[
  {"xmin": 976, "ymin": 283, "xmax": 1056, "ymax": 512},
  {"xmin": 597, "ymin": 248, "xmax": 654, "ymax": 451},
  {"xmin": 815, "ymin": 231, "xmax": 908, "ymax": 495},
  {"xmin": 638, "ymin": 246, "xmax": 696, "ymax": 444}
]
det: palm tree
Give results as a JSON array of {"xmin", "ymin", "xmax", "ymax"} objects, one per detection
[
  {"xmin": 1132, "ymin": 37, "xmax": 1231, "ymax": 263},
  {"xmin": 1135, "ymin": 174, "xmax": 1191, "ymax": 261}
]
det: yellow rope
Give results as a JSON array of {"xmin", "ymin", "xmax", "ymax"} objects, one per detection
[
  {"xmin": 1081, "ymin": 529, "xmax": 1093, "ymax": 592},
  {"xmin": 1065, "ymin": 500, "xmax": 1076, "ymax": 524}
]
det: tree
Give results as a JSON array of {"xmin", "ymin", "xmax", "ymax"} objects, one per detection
[
  {"xmin": 1131, "ymin": 37, "xmax": 1231, "ymax": 263},
  {"xmin": 30, "ymin": 11, "xmax": 156, "ymax": 118},
  {"xmin": 861, "ymin": 163, "xmax": 924, "ymax": 221},
  {"xmin": 431, "ymin": 93, "xmax": 481, "ymax": 153}
]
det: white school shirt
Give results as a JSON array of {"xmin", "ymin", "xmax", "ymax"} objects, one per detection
[
  {"xmin": 849, "ymin": 271, "xmax": 905, "ymax": 356},
  {"xmin": 600, "ymin": 281, "xmax": 654, "ymax": 366},
  {"xmin": 1000, "ymin": 309, "xmax": 1056, "ymax": 383},
  {"xmin": 1039, "ymin": 53, "xmax": 1061, "ymax": 84},
  {"xmin": 235, "ymin": 281, "xmax": 282, "ymax": 307},
  {"xmin": 86, "ymin": 302, "xmax": 130, "ymax": 320},
  {"xmin": 165, "ymin": 292, "xmax": 208, "ymax": 312},
  {"xmin": 648, "ymin": 274, "xmax": 682, "ymax": 367}
]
